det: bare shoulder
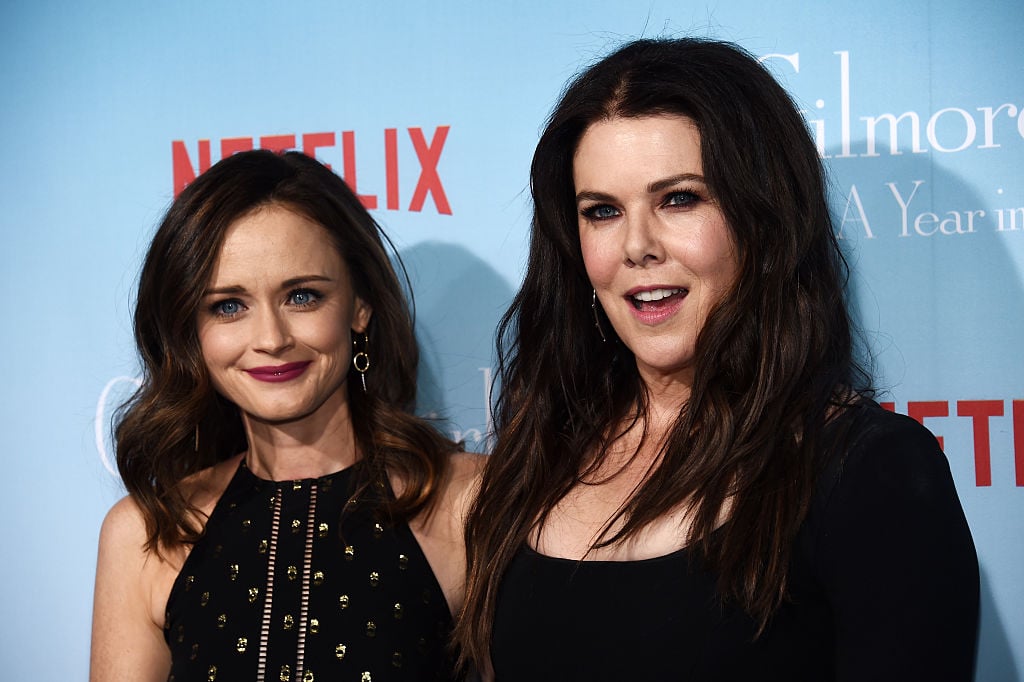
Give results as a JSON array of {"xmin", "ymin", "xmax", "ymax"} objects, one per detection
[
  {"xmin": 178, "ymin": 453, "xmax": 244, "ymax": 519},
  {"xmin": 92, "ymin": 495, "xmax": 174, "ymax": 681},
  {"xmin": 406, "ymin": 451, "xmax": 486, "ymax": 616},
  {"xmin": 442, "ymin": 451, "xmax": 487, "ymax": 519},
  {"xmin": 99, "ymin": 493, "xmax": 149, "ymax": 547},
  {"xmin": 91, "ymin": 456, "xmax": 243, "ymax": 681}
]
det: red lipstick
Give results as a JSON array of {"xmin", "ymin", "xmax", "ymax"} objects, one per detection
[{"xmin": 245, "ymin": 361, "xmax": 312, "ymax": 383}]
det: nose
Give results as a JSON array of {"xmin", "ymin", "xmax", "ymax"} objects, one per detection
[
  {"xmin": 622, "ymin": 211, "xmax": 664, "ymax": 267},
  {"xmin": 252, "ymin": 308, "xmax": 294, "ymax": 355}
]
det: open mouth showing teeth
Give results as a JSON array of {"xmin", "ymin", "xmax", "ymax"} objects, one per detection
[{"xmin": 630, "ymin": 288, "xmax": 686, "ymax": 310}]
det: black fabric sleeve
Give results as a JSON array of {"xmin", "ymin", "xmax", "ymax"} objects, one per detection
[{"xmin": 814, "ymin": 410, "xmax": 980, "ymax": 681}]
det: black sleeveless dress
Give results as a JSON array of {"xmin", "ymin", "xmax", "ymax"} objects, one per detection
[{"xmin": 164, "ymin": 461, "xmax": 459, "ymax": 682}]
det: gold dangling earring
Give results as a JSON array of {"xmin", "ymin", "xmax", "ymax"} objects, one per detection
[
  {"xmin": 352, "ymin": 334, "xmax": 370, "ymax": 393},
  {"xmin": 592, "ymin": 289, "xmax": 607, "ymax": 343},
  {"xmin": 194, "ymin": 424, "xmax": 200, "ymax": 452}
]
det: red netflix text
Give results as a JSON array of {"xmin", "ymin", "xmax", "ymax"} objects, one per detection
[
  {"xmin": 171, "ymin": 127, "xmax": 452, "ymax": 215},
  {"xmin": 881, "ymin": 399, "xmax": 1024, "ymax": 486}
]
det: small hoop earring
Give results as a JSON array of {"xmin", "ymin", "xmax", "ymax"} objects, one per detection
[
  {"xmin": 352, "ymin": 334, "xmax": 370, "ymax": 393},
  {"xmin": 592, "ymin": 289, "xmax": 607, "ymax": 343}
]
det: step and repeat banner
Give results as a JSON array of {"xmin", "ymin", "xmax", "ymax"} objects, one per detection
[{"xmin": 1, "ymin": 1, "xmax": 1021, "ymax": 678}]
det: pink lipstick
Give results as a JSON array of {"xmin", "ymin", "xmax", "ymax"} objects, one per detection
[
  {"xmin": 245, "ymin": 361, "xmax": 312, "ymax": 383},
  {"xmin": 624, "ymin": 286, "xmax": 687, "ymax": 324}
]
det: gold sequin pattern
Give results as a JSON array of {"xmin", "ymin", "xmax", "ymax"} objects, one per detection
[{"xmin": 162, "ymin": 463, "xmax": 456, "ymax": 679}]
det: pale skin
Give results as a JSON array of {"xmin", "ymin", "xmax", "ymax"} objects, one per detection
[
  {"xmin": 531, "ymin": 114, "xmax": 739, "ymax": 562},
  {"xmin": 90, "ymin": 204, "xmax": 484, "ymax": 681}
]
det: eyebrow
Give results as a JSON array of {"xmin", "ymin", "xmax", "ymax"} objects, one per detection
[
  {"xmin": 646, "ymin": 173, "xmax": 705, "ymax": 194},
  {"xmin": 203, "ymin": 275, "xmax": 335, "ymax": 297},
  {"xmin": 575, "ymin": 173, "xmax": 707, "ymax": 204}
]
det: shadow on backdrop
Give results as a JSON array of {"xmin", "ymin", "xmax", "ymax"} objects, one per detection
[
  {"xmin": 394, "ymin": 240, "xmax": 514, "ymax": 454},
  {"xmin": 828, "ymin": 143, "xmax": 1022, "ymax": 681}
]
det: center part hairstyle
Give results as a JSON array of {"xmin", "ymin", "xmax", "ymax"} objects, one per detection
[
  {"xmin": 116, "ymin": 149, "xmax": 457, "ymax": 551},
  {"xmin": 458, "ymin": 37, "xmax": 870, "ymax": 665}
]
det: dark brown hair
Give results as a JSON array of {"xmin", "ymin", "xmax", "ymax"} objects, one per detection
[
  {"xmin": 457, "ymin": 37, "xmax": 870, "ymax": 667},
  {"xmin": 116, "ymin": 149, "xmax": 457, "ymax": 551}
]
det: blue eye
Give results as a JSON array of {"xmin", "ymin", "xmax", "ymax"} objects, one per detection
[
  {"xmin": 582, "ymin": 204, "xmax": 620, "ymax": 220},
  {"xmin": 289, "ymin": 289, "xmax": 321, "ymax": 307},
  {"xmin": 213, "ymin": 300, "xmax": 242, "ymax": 316},
  {"xmin": 665, "ymin": 191, "xmax": 700, "ymax": 207}
]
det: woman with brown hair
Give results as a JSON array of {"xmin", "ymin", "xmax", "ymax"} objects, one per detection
[
  {"xmin": 91, "ymin": 149, "xmax": 480, "ymax": 681},
  {"xmin": 457, "ymin": 38, "xmax": 978, "ymax": 680}
]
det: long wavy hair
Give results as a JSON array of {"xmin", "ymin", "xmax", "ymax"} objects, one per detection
[
  {"xmin": 457, "ymin": 37, "xmax": 871, "ymax": 666},
  {"xmin": 116, "ymin": 149, "xmax": 458, "ymax": 552}
]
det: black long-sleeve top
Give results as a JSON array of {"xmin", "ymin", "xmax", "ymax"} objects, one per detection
[{"xmin": 491, "ymin": 404, "xmax": 980, "ymax": 681}]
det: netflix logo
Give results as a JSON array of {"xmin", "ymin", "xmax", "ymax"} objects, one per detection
[
  {"xmin": 171, "ymin": 126, "xmax": 452, "ymax": 214},
  {"xmin": 881, "ymin": 399, "xmax": 1024, "ymax": 487}
]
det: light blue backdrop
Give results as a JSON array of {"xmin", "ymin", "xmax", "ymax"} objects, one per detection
[{"xmin": 1, "ymin": 1, "xmax": 1021, "ymax": 679}]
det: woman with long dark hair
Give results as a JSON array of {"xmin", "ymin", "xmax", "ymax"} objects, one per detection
[
  {"xmin": 91, "ymin": 149, "xmax": 480, "ymax": 681},
  {"xmin": 457, "ymin": 38, "xmax": 978, "ymax": 680}
]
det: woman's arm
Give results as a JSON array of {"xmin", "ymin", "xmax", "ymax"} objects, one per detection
[
  {"xmin": 89, "ymin": 496, "xmax": 172, "ymax": 682},
  {"xmin": 817, "ymin": 411, "xmax": 979, "ymax": 681}
]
